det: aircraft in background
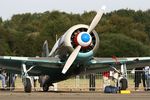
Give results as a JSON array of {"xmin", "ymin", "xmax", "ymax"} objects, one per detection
[{"xmin": 1, "ymin": 6, "xmax": 150, "ymax": 92}]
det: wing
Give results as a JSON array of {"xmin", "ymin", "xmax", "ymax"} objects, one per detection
[
  {"xmin": 0, "ymin": 56, "xmax": 63, "ymax": 75},
  {"xmin": 87, "ymin": 57, "xmax": 150, "ymax": 73}
]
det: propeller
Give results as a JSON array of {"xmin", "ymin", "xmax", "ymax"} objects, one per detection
[
  {"xmin": 87, "ymin": 6, "xmax": 106, "ymax": 33},
  {"xmin": 62, "ymin": 45, "xmax": 81, "ymax": 74},
  {"xmin": 61, "ymin": 6, "xmax": 106, "ymax": 74}
]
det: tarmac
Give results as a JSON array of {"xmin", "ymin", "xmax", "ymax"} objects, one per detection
[{"xmin": 0, "ymin": 90, "xmax": 150, "ymax": 100}]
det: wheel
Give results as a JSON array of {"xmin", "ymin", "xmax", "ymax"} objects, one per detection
[
  {"xmin": 43, "ymin": 83, "xmax": 49, "ymax": 92},
  {"xmin": 119, "ymin": 78, "xmax": 128, "ymax": 90},
  {"xmin": 24, "ymin": 78, "xmax": 32, "ymax": 93}
]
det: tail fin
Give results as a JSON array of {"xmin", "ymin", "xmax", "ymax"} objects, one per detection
[{"xmin": 42, "ymin": 40, "xmax": 49, "ymax": 57}]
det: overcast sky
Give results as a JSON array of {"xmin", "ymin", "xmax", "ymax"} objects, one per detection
[{"xmin": 0, "ymin": 0, "xmax": 150, "ymax": 20}]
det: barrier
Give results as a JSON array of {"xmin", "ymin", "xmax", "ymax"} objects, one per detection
[{"xmin": 0, "ymin": 70, "xmax": 149, "ymax": 91}]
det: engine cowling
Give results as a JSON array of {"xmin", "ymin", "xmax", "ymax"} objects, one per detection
[{"xmin": 64, "ymin": 24, "xmax": 99, "ymax": 58}]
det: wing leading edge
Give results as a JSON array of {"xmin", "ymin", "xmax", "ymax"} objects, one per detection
[
  {"xmin": 87, "ymin": 57, "xmax": 150, "ymax": 73},
  {"xmin": 0, "ymin": 56, "xmax": 63, "ymax": 75}
]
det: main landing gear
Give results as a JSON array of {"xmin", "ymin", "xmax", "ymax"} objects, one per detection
[
  {"xmin": 21, "ymin": 64, "xmax": 57, "ymax": 93},
  {"xmin": 118, "ymin": 64, "xmax": 128, "ymax": 90},
  {"xmin": 21, "ymin": 64, "xmax": 34, "ymax": 93},
  {"xmin": 111, "ymin": 63, "xmax": 128, "ymax": 91}
]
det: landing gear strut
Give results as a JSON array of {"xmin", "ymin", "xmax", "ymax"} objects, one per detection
[{"xmin": 118, "ymin": 64, "xmax": 128, "ymax": 90}]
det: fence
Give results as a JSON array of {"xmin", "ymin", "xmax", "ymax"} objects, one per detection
[
  {"xmin": 0, "ymin": 70, "xmax": 148, "ymax": 91},
  {"xmin": 56, "ymin": 70, "xmax": 147, "ymax": 91}
]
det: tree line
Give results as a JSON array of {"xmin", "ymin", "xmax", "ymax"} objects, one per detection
[{"xmin": 0, "ymin": 9, "xmax": 150, "ymax": 57}]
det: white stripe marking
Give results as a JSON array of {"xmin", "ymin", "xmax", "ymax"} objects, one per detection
[{"xmin": 4, "ymin": 56, "xmax": 28, "ymax": 60}]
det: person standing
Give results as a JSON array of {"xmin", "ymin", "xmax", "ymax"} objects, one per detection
[
  {"xmin": 102, "ymin": 71, "xmax": 111, "ymax": 90},
  {"xmin": 144, "ymin": 66, "xmax": 150, "ymax": 91},
  {"xmin": 33, "ymin": 76, "xmax": 39, "ymax": 91},
  {"xmin": 134, "ymin": 67, "xmax": 146, "ymax": 91},
  {"xmin": 0, "ymin": 68, "xmax": 7, "ymax": 89},
  {"xmin": 6, "ymin": 73, "xmax": 17, "ymax": 90}
]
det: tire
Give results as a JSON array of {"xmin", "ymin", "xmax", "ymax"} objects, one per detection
[
  {"xmin": 43, "ymin": 83, "xmax": 49, "ymax": 92},
  {"xmin": 120, "ymin": 78, "xmax": 128, "ymax": 90},
  {"xmin": 24, "ymin": 78, "xmax": 32, "ymax": 93}
]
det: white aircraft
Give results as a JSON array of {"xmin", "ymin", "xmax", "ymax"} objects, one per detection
[{"xmin": 0, "ymin": 7, "xmax": 150, "ymax": 92}]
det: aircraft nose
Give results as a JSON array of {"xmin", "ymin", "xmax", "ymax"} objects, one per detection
[{"xmin": 81, "ymin": 33, "xmax": 90, "ymax": 42}]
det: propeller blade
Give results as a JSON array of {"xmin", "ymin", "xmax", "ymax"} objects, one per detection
[
  {"xmin": 87, "ymin": 6, "xmax": 106, "ymax": 33},
  {"xmin": 62, "ymin": 45, "xmax": 81, "ymax": 74}
]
